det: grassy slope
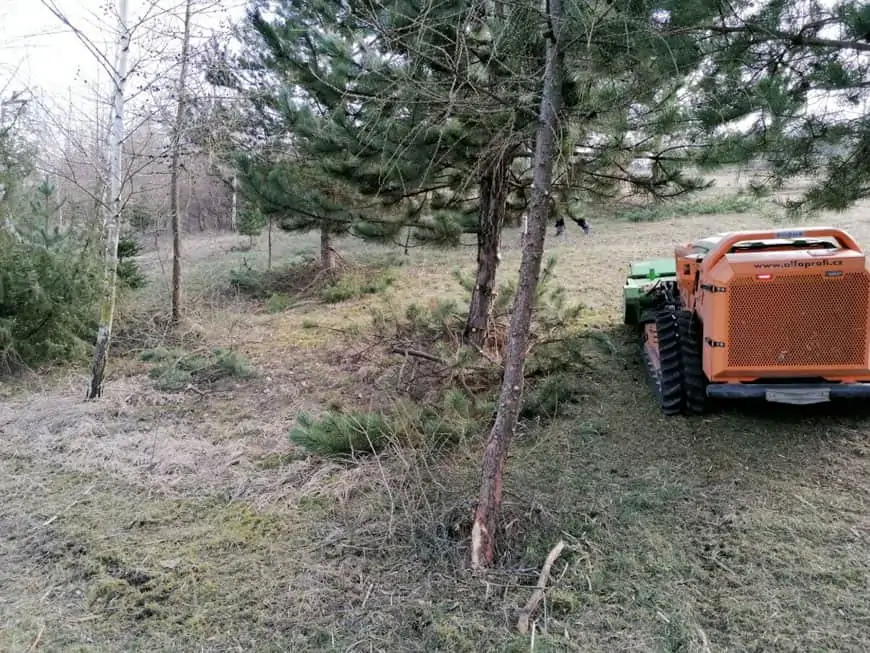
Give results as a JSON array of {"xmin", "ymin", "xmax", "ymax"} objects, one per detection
[{"xmin": 1, "ymin": 174, "xmax": 869, "ymax": 652}]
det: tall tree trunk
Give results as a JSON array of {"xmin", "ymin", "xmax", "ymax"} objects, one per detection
[
  {"xmin": 170, "ymin": 0, "xmax": 193, "ymax": 325},
  {"xmin": 87, "ymin": 0, "xmax": 130, "ymax": 400},
  {"xmin": 267, "ymin": 215, "xmax": 273, "ymax": 271},
  {"xmin": 470, "ymin": 0, "xmax": 564, "ymax": 569},
  {"xmin": 92, "ymin": 70, "xmax": 109, "ymax": 232},
  {"xmin": 463, "ymin": 149, "xmax": 512, "ymax": 348},
  {"xmin": 321, "ymin": 227, "xmax": 336, "ymax": 272},
  {"xmin": 231, "ymin": 174, "xmax": 238, "ymax": 232}
]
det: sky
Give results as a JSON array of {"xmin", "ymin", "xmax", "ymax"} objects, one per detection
[
  {"xmin": 0, "ymin": 0, "xmax": 103, "ymax": 101},
  {"xmin": 0, "ymin": 0, "xmax": 246, "ymax": 112},
  {"xmin": 1, "ymin": 1, "xmax": 866, "ymax": 133}
]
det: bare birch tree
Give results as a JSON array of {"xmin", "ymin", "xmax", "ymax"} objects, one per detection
[
  {"xmin": 169, "ymin": 0, "xmax": 194, "ymax": 324},
  {"xmin": 38, "ymin": 0, "xmax": 233, "ymax": 396},
  {"xmin": 89, "ymin": 0, "xmax": 130, "ymax": 399}
]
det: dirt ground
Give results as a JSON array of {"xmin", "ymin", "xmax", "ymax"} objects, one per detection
[{"xmin": 1, "ymin": 172, "xmax": 869, "ymax": 652}]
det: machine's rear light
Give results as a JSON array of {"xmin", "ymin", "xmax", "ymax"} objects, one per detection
[{"xmin": 756, "ymin": 274, "xmax": 772, "ymax": 280}]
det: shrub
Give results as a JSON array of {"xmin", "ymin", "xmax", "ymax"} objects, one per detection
[
  {"xmin": 0, "ymin": 231, "xmax": 102, "ymax": 372},
  {"xmin": 288, "ymin": 390, "xmax": 494, "ymax": 459},
  {"xmin": 380, "ymin": 255, "xmax": 582, "ymax": 351},
  {"xmin": 289, "ymin": 411, "xmax": 394, "ymax": 457},
  {"xmin": 117, "ymin": 259, "xmax": 148, "ymax": 290},
  {"xmin": 237, "ymin": 206, "xmax": 267, "ymax": 245},
  {"xmin": 229, "ymin": 259, "xmax": 397, "ymax": 305},
  {"xmin": 229, "ymin": 264, "xmax": 269, "ymax": 297},
  {"xmin": 415, "ymin": 389, "xmax": 495, "ymax": 447},
  {"xmin": 520, "ymin": 372, "xmax": 585, "ymax": 420},
  {"xmin": 265, "ymin": 292, "xmax": 294, "ymax": 313},
  {"xmin": 117, "ymin": 237, "xmax": 140, "ymax": 259}
]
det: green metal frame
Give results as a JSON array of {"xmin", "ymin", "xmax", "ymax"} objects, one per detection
[
  {"xmin": 623, "ymin": 257, "xmax": 677, "ymax": 325},
  {"xmin": 622, "ymin": 234, "xmax": 728, "ymax": 325}
]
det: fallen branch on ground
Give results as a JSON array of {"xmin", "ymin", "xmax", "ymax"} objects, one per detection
[
  {"xmin": 42, "ymin": 484, "xmax": 95, "ymax": 526},
  {"xmin": 516, "ymin": 539, "xmax": 566, "ymax": 635},
  {"xmin": 27, "ymin": 625, "xmax": 45, "ymax": 652},
  {"xmin": 389, "ymin": 346, "xmax": 445, "ymax": 364}
]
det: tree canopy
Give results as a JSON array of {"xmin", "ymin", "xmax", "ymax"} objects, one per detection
[
  {"xmin": 675, "ymin": 0, "xmax": 870, "ymax": 213},
  {"xmin": 229, "ymin": 0, "xmax": 715, "ymax": 230},
  {"xmin": 206, "ymin": 0, "xmax": 870, "ymax": 351},
  {"xmin": 214, "ymin": 0, "xmax": 727, "ymax": 342}
]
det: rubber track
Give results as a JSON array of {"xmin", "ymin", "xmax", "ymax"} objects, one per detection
[
  {"xmin": 655, "ymin": 306, "xmax": 684, "ymax": 415},
  {"xmin": 678, "ymin": 310, "xmax": 707, "ymax": 414}
]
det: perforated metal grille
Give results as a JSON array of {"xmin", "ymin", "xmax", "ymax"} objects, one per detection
[{"xmin": 727, "ymin": 273, "xmax": 869, "ymax": 368}]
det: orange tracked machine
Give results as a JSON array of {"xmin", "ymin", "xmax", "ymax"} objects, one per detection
[{"xmin": 623, "ymin": 227, "xmax": 870, "ymax": 414}]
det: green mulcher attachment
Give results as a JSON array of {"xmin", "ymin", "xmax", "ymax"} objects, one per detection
[{"xmin": 622, "ymin": 258, "xmax": 678, "ymax": 325}]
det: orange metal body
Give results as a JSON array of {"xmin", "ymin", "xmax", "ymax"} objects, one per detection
[{"xmin": 675, "ymin": 227, "xmax": 870, "ymax": 384}]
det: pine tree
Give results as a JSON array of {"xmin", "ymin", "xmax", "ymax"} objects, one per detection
[
  {"xmin": 234, "ymin": 151, "xmax": 361, "ymax": 272},
  {"xmin": 0, "ymin": 98, "xmax": 34, "ymax": 242},
  {"xmin": 0, "ymin": 155, "xmax": 102, "ymax": 372},
  {"xmin": 238, "ymin": 0, "xmax": 568, "ymax": 346},
  {"xmin": 473, "ymin": 0, "xmax": 567, "ymax": 570},
  {"xmin": 674, "ymin": 0, "xmax": 870, "ymax": 214},
  {"xmin": 221, "ymin": 0, "xmax": 712, "ymax": 345},
  {"xmin": 204, "ymin": 2, "xmax": 375, "ymax": 273},
  {"xmin": 236, "ymin": 204, "xmax": 267, "ymax": 246}
]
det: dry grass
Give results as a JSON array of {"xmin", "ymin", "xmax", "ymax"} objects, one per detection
[{"xmin": 1, "ymin": 171, "xmax": 869, "ymax": 651}]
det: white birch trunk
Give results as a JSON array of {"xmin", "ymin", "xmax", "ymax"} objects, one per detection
[
  {"xmin": 87, "ymin": 0, "xmax": 130, "ymax": 399},
  {"xmin": 231, "ymin": 174, "xmax": 238, "ymax": 232},
  {"xmin": 170, "ymin": 0, "xmax": 194, "ymax": 325}
]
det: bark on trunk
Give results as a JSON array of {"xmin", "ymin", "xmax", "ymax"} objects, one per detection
[
  {"xmin": 169, "ymin": 0, "xmax": 193, "ymax": 326},
  {"xmin": 92, "ymin": 83, "xmax": 108, "ymax": 231},
  {"xmin": 231, "ymin": 174, "xmax": 238, "ymax": 232},
  {"xmin": 87, "ymin": 0, "xmax": 130, "ymax": 400},
  {"xmin": 463, "ymin": 150, "xmax": 512, "ymax": 348},
  {"xmin": 321, "ymin": 228, "xmax": 337, "ymax": 272},
  {"xmin": 267, "ymin": 215, "xmax": 273, "ymax": 271},
  {"xmin": 470, "ymin": 0, "xmax": 564, "ymax": 570}
]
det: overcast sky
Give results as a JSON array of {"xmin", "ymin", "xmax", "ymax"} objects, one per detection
[
  {"xmin": 0, "ymin": 0, "xmax": 245, "ymax": 110},
  {"xmin": 1, "ymin": 0, "xmax": 105, "ymax": 100},
  {"xmin": 1, "ymin": 0, "xmax": 866, "ymax": 130}
]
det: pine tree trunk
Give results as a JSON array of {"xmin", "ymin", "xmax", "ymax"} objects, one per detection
[
  {"xmin": 321, "ymin": 228, "xmax": 336, "ymax": 272},
  {"xmin": 87, "ymin": 0, "xmax": 130, "ymax": 400},
  {"xmin": 470, "ymin": 0, "xmax": 564, "ymax": 569},
  {"xmin": 463, "ymin": 151, "xmax": 512, "ymax": 348},
  {"xmin": 170, "ymin": 0, "xmax": 193, "ymax": 326}
]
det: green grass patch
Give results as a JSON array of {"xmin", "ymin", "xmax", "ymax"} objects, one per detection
[
  {"xmin": 616, "ymin": 193, "xmax": 762, "ymax": 222},
  {"xmin": 320, "ymin": 266, "xmax": 397, "ymax": 303},
  {"xmin": 140, "ymin": 346, "xmax": 255, "ymax": 391},
  {"xmin": 229, "ymin": 257, "xmax": 397, "ymax": 307}
]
